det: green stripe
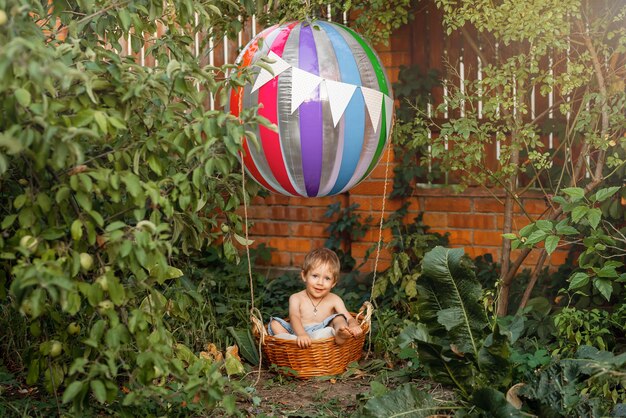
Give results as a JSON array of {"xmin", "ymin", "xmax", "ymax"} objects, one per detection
[{"xmin": 340, "ymin": 24, "xmax": 392, "ymax": 180}]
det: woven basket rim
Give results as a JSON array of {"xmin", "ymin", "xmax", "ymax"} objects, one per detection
[{"xmin": 262, "ymin": 319, "xmax": 370, "ymax": 345}]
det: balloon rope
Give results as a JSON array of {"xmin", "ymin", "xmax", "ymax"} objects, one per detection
[
  {"xmin": 366, "ymin": 122, "xmax": 393, "ymax": 358},
  {"xmin": 369, "ymin": 138, "xmax": 392, "ymax": 305},
  {"xmin": 241, "ymin": 156, "xmax": 263, "ymax": 386}
]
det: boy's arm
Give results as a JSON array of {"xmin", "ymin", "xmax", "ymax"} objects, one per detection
[{"xmin": 289, "ymin": 294, "xmax": 312, "ymax": 348}]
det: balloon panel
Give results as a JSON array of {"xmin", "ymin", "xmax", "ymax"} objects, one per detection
[{"xmin": 229, "ymin": 20, "xmax": 394, "ymax": 197}]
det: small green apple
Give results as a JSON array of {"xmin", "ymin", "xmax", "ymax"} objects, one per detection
[
  {"xmin": 49, "ymin": 341, "xmax": 62, "ymax": 357},
  {"xmin": 79, "ymin": 252, "xmax": 94, "ymax": 271}
]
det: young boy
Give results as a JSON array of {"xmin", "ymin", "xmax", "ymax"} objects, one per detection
[{"xmin": 268, "ymin": 248, "xmax": 363, "ymax": 348}]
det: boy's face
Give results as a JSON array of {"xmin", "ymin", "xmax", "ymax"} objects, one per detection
[{"xmin": 301, "ymin": 261, "xmax": 336, "ymax": 299}]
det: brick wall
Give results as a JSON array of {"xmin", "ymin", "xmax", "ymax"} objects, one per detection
[{"xmin": 243, "ymin": 147, "xmax": 569, "ymax": 273}]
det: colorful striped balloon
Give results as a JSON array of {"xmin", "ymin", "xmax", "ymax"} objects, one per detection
[{"xmin": 229, "ymin": 20, "xmax": 394, "ymax": 197}]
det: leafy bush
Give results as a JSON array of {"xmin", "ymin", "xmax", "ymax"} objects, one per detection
[{"xmin": 0, "ymin": 0, "xmax": 265, "ymax": 413}]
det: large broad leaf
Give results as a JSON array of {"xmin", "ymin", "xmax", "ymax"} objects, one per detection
[
  {"xmin": 420, "ymin": 247, "xmax": 489, "ymax": 357},
  {"xmin": 361, "ymin": 384, "xmax": 446, "ymax": 418},
  {"xmin": 416, "ymin": 340, "xmax": 477, "ymax": 397},
  {"xmin": 227, "ymin": 327, "xmax": 259, "ymax": 366},
  {"xmin": 471, "ymin": 387, "xmax": 524, "ymax": 417},
  {"xmin": 477, "ymin": 324, "xmax": 512, "ymax": 388}
]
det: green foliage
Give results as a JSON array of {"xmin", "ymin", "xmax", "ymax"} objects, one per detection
[
  {"xmin": 373, "ymin": 208, "xmax": 448, "ymax": 310},
  {"xmin": 519, "ymin": 346, "xmax": 625, "ymax": 416},
  {"xmin": 0, "ymin": 0, "xmax": 265, "ymax": 413},
  {"xmin": 360, "ymin": 383, "xmax": 450, "ymax": 418},
  {"xmin": 552, "ymin": 307, "xmax": 624, "ymax": 356},
  {"xmin": 505, "ymin": 186, "xmax": 626, "ymax": 302},
  {"xmin": 324, "ymin": 202, "xmax": 372, "ymax": 273}
]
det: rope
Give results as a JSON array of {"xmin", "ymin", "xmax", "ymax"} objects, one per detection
[
  {"xmin": 240, "ymin": 157, "xmax": 264, "ymax": 386},
  {"xmin": 369, "ymin": 139, "xmax": 392, "ymax": 306},
  {"xmin": 365, "ymin": 122, "xmax": 393, "ymax": 357}
]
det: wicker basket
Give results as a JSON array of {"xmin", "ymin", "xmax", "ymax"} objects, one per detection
[{"xmin": 251, "ymin": 302, "xmax": 373, "ymax": 378}]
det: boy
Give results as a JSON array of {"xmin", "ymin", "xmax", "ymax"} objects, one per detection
[{"xmin": 268, "ymin": 248, "xmax": 363, "ymax": 348}]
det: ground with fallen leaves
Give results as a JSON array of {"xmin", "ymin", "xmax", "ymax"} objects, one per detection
[{"xmin": 237, "ymin": 369, "xmax": 372, "ymax": 417}]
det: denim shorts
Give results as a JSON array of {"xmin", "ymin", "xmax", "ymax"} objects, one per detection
[{"xmin": 267, "ymin": 313, "xmax": 346, "ymax": 336}]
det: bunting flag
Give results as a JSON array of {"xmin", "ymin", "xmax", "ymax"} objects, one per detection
[
  {"xmin": 228, "ymin": 20, "xmax": 394, "ymax": 197},
  {"xmin": 290, "ymin": 67, "xmax": 323, "ymax": 114},
  {"xmin": 325, "ymin": 79, "xmax": 357, "ymax": 127},
  {"xmin": 251, "ymin": 51, "xmax": 291, "ymax": 93},
  {"xmin": 361, "ymin": 86, "xmax": 384, "ymax": 134}
]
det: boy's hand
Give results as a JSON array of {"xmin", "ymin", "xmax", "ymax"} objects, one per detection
[{"xmin": 296, "ymin": 334, "xmax": 312, "ymax": 348}]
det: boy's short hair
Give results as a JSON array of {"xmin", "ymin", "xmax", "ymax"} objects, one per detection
[{"xmin": 302, "ymin": 248, "xmax": 341, "ymax": 283}]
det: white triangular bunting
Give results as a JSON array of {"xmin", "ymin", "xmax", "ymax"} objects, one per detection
[
  {"xmin": 291, "ymin": 67, "xmax": 322, "ymax": 113},
  {"xmin": 361, "ymin": 86, "xmax": 384, "ymax": 133},
  {"xmin": 384, "ymin": 94, "xmax": 394, "ymax": 136},
  {"xmin": 251, "ymin": 51, "xmax": 291, "ymax": 92},
  {"xmin": 325, "ymin": 79, "xmax": 357, "ymax": 127}
]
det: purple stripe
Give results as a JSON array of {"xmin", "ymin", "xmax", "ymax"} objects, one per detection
[{"xmin": 298, "ymin": 24, "xmax": 323, "ymax": 196}]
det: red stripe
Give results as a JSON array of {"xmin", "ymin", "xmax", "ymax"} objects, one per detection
[
  {"xmin": 230, "ymin": 26, "xmax": 280, "ymax": 194},
  {"xmin": 257, "ymin": 22, "xmax": 300, "ymax": 195}
]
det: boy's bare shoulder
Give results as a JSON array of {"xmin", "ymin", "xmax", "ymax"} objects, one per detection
[{"xmin": 289, "ymin": 290, "xmax": 306, "ymax": 302}]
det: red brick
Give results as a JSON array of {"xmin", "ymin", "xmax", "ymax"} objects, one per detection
[
  {"xmin": 260, "ymin": 195, "xmax": 291, "ymax": 205},
  {"xmin": 473, "ymin": 231, "xmax": 504, "ymax": 246},
  {"xmin": 387, "ymin": 68, "xmax": 400, "ymax": 84},
  {"xmin": 350, "ymin": 180, "xmax": 388, "ymax": 196},
  {"xmin": 474, "ymin": 199, "xmax": 505, "ymax": 213},
  {"xmin": 424, "ymin": 197, "xmax": 472, "ymax": 212},
  {"xmin": 291, "ymin": 223, "xmax": 329, "ymax": 238},
  {"xmin": 267, "ymin": 251, "xmax": 292, "ymax": 266},
  {"xmin": 350, "ymin": 196, "xmax": 372, "ymax": 211},
  {"xmin": 270, "ymin": 207, "xmax": 311, "ymax": 221},
  {"xmin": 448, "ymin": 214, "xmax": 496, "ymax": 230},
  {"xmin": 422, "ymin": 212, "xmax": 448, "ymax": 228},
  {"xmin": 517, "ymin": 199, "xmax": 549, "ymax": 216},
  {"xmin": 268, "ymin": 238, "xmax": 312, "ymax": 253},
  {"xmin": 292, "ymin": 253, "xmax": 306, "ymax": 268},
  {"xmin": 496, "ymin": 213, "xmax": 539, "ymax": 231},
  {"xmin": 368, "ymin": 162, "xmax": 395, "ymax": 181},
  {"xmin": 251, "ymin": 222, "xmax": 291, "ymax": 236},
  {"xmin": 363, "ymin": 228, "xmax": 393, "ymax": 243},
  {"xmin": 548, "ymin": 250, "xmax": 569, "ymax": 267},
  {"xmin": 311, "ymin": 207, "xmax": 335, "ymax": 221}
]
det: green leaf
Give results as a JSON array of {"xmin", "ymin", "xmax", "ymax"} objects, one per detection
[
  {"xmin": 224, "ymin": 351, "xmax": 245, "ymax": 376},
  {"xmin": 569, "ymin": 272, "xmax": 589, "ymax": 290},
  {"xmin": 562, "ymin": 187, "xmax": 585, "ymax": 201},
  {"xmin": 555, "ymin": 223, "xmax": 578, "ymax": 235},
  {"xmin": 525, "ymin": 230, "xmax": 547, "ymax": 245},
  {"xmin": 15, "ymin": 88, "xmax": 31, "ymax": 107},
  {"xmin": 544, "ymin": 235, "xmax": 559, "ymax": 255},
  {"xmin": 594, "ymin": 278, "xmax": 613, "ymax": 301},
  {"xmin": 361, "ymin": 384, "xmax": 440, "ymax": 418},
  {"xmin": 90, "ymin": 379, "xmax": 107, "ymax": 403},
  {"xmin": 62, "ymin": 380, "xmax": 84, "ymax": 404},
  {"xmin": 502, "ymin": 233, "xmax": 517, "ymax": 240},
  {"xmin": 571, "ymin": 206, "xmax": 589, "ymax": 223},
  {"xmin": 587, "ymin": 208, "xmax": 602, "ymax": 229},
  {"xmin": 233, "ymin": 233, "xmax": 254, "ymax": 246},
  {"xmin": 71, "ymin": 219, "xmax": 83, "ymax": 240},
  {"xmin": 594, "ymin": 186, "xmax": 620, "ymax": 202},
  {"xmin": 471, "ymin": 387, "xmax": 521, "ymax": 417},
  {"xmin": 1, "ymin": 214, "xmax": 17, "ymax": 229},
  {"xmin": 227, "ymin": 327, "xmax": 259, "ymax": 366},
  {"xmin": 421, "ymin": 247, "xmax": 488, "ymax": 356},
  {"xmin": 535, "ymin": 220, "xmax": 553, "ymax": 232}
]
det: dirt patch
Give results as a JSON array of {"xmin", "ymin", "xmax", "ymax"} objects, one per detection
[{"xmin": 237, "ymin": 369, "xmax": 373, "ymax": 417}]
